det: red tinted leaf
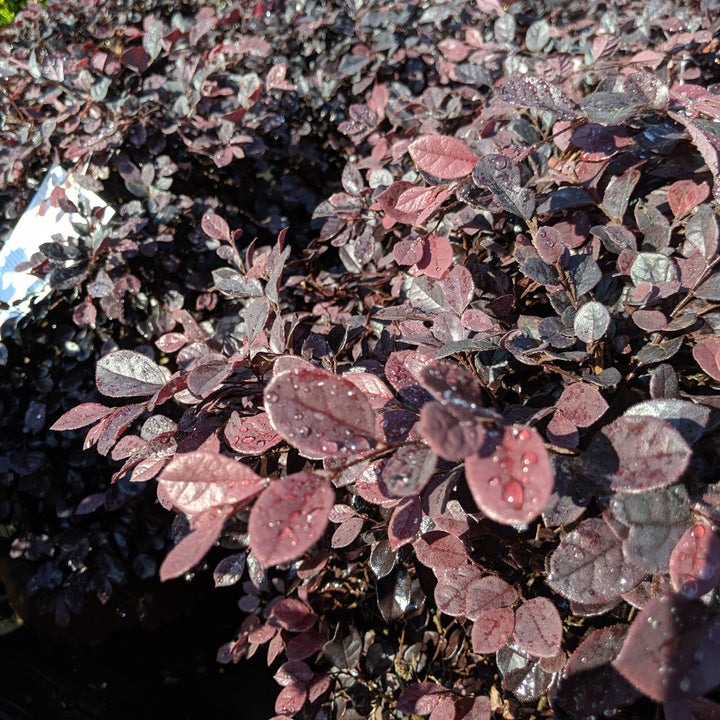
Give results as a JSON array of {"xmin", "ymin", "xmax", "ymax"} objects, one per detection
[
  {"xmin": 667, "ymin": 180, "xmax": 711, "ymax": 219},
  {"xmin": 633, "ymin": 309, "xmax": 668, "ymax": 331},
  {"xmin": 274, "ymin": 660, "xmax": 314, "ymax": 687},
  {"xmin": 465, "ymin": 575, "xmax": 517, "ymax": 621},
  {"xmin": 96, "ymin": 403, "xmax": 146, "ymax": 456},
  {"xmin": 72, "ymin": 297, "xmax": 96, "ymax": 327},
  {"xmin": 285, "ymin": 631, "xmax": 324, "ymax": 661},
  {"xmin": 495, "ymin": 75, "xmax": 581, "ymax": 120},
  {"xmin": 556, "ymin": 382, "xmax": 608, "ymax": 428},
  {"xmin": 546, "ymin": 412, "xmax": 580, "ymax": 449},
  {"xmin": 267, "ymin": 61, "xmax": 295, "ymax": 90},
  {"xmin": 158, "ymin": 452, "xmax": 265, "ymax": 514},
  {"xmin": 418, "ymin": 401, "xmax": 486, "ymax": 461},
  {"xmin": 413, "ymin": 531, "xmax": 467, "ymax": 573},
  {"xmin": 50, "ymin": 403, "xmax": 113, "ymax": 431},
  {"xmin": 120, "ymin": 46, "xmax": 151, "ymax": 72},
  {"xmin": 388, "ymin": 495, "xmax": 422, "ymax": 550},
  {"xmin": 224, "ymin": 411, "xmax": 282, "ymax": 455},
  {"xmin": 585, "ymin": 416, "xmax": 691, "ymax": 493},
  {"xmin": 381, "ymin": 444, "xmax": 436, "ymax": 496},
  {"xmin": 269, "ymin": 599, "xmax": 317, "ymax": 632},
  {"xmin": 201, "ymin": 212, "xmax": 231, "ymax": 241},
  {"xmin": 385, "ymin": 350, "xmax": 434, "ymax": 408},
  {"xmin": 613, "ymin": 593, "xmax": 720, "ymax": 702},
  {"xmin": 323, "ymin": 623, "xmax": 362, "ymax": 669},
  {"xmin": 434, "ymin": 565, "xmax": 484, "ymax": 617},
  {"xmin": 96, "ymin": 350, "xmax": 168, "ymax": 398},
  {"xmin": 274, "ymin": 682, "xmax": 308, "ymax": 717},
  {"xmin": 533, "ymin": 226, "xmax": 566, "ymax": 264},
  {"xmin": 442, "ymin": 265, "xmax": 475, "ymax": 314},
  {"xmin": 187, "ymin": 358, "xmax": 232, "ymax": 397},
  {"xmin": 331, "ymin": 515, "xmax": 364, "ymax": 548},
  {"xmin": 409, "ymin": 135, "xmax": 477, "ymax": 179},
  {"xmin": 471, "ymin": 607, "xmax": 515, "ymax": 654},
  {"xmin": 393, "ymin": 236, "xmax": 425, "ymax": 265},
  {"xmin": 355, "ymin": 461, "xmax": 399, "ymax": 508},
  {"xmin": 465, "ymin": 425, "xmax": 553, "ymax": 526},
  {"xmin": 264, "ymin": 366, "xmax": 376, "ymax": 458},
  {"xmin": 513, "ymin": 597, "xmax": 562, "ymax": 658},
  {"xmin": 248, "ymin": 472, "xmax": 334, "ymax": 567},
  {"xmin": 397, "ymin": 682, "xmax": 448, "ymax": 715},
  {"xmin": 574, "ymin": 301, "xmax": 610, "ymax": 344},
  {"xmin": 472, "ymin": 155, "xmax": 535, "ymax": 219},
  {"xmin": 693, "ymin": 337, "xmax": 720, "ymax": 381},
  {"xmin": 416, "ymin": 233, "xmax": 453, "ymax": 279},
  {"xmin": 213, "ymin": 553, "xmax": 246, "ymax": 588},
  {"xmin": 419, "ymin": 360, "xmax": 485, "ymax": 411},
  {"xmin": 155, "ymin": 332, "xmax": 188, "ymax": 353},
  {"xmin": 344, "ymin": 372, "xmax": 394, "ymax": 409},
  {"xmin": 160, "ymin": 510, "xmax": 228, "ymax": 581},
  {"xmin": 547, "ymin": 518, "xmax": 647, "ymax": 605},
  {"xmin": 669, "ymin": 523, "xmax": 720, "ymax": 598}
]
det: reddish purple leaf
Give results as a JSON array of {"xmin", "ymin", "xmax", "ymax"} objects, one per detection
[
  {"xmin": 385, "ymin": 350, "xmax": 434, "ymax": 408},
  {"xmin": 416, "ymin": 233, "xmax": 453, "ymax": 279},
  {"xmin": 409, "ymin": 135, "xmax": 477, "ymax": 179},
  {"xmin": 155, "ymin": 332, "xmax": 188, "ymax": 353},
  {"xmin": 397, "ymin": 681, "xmax": 448, "ymax": 715},
  {"xmin": 556, "ymin": 382, "xmax": 608, "ymax": 428},
  {"xmin": 344, "ymin": 372, "xmax": 395, "ymax": 409},
  {"xmin": 264, "ymin": 366, "xmax": 376, "ymax": 459},
  {"xmin": 187, "ymin": 358, "xmax": 232, "ymax": 397},
  {"xmin": 434, "ymin": 565, "xmax": 484, "ymax": 617},
  {"xmin": 274, "ymin": 682, "xmax": 308, "ymax": 717},
  {"xmin": 413, "ymin": 531, "xmax": 467, "ymax": 573},
  {"xmin": 330, "ymin": 515, "xmax": 364, "ymax": 548},
  {"xmin": 355, "ymin": 461, "xmax": 400, "ymax": 508},
  {"xmin": 465, "ymin": 575, "xmax": 517, "ymax": 621},
  {"xmin": 96, "ymin": 350, "xmax": 168, "ymax": 398},
  {"xmin": 248, "ymin": 472, "xmax": 334, "ymax": 567},
  {"xmin": 464, "ymin": 425, "xmax": 553, "ymax": 526},
  {"xmin": 201, "ymin": 212, "xmax": 232, "ymax": 242},
  {"xmin": 495, "ymin": 75, "xmax": 581, "ymax": 120},
  {"xmin": 269, "ymin": 598, "xmax": 317, "ymax": 632},
  {"xmin": 546, "ymin": 412, "xmax": 580, "ymax": 449},
  {"xmin": 381, "ymin": 443, "xmax": 436, "ymax": 496},
  {"xmin": 547, "ymin": 518, "xmax": 647, "ymax": 605},
  {"xmin": 471, "ymin": 607, "xmax": 515, "ymax": 654},
  {"xmin": 513, "ymin": 597, "xmax": 562, "ymax": 658},
  {"xmin": 533, "ymin": 226, "xmax": 566, "ymax": 264},
  {"xmin": 669, "ymin": 522, "xmax": 720, "ymax": 598},
  {"xmin": 632, "ymin": 309, "xmax": 668, "ymax": 331},
  {"xmin": 274, "ymin": 660, "xmax": 314, "ymax": 687},
  {"xmin": 430, "ymin": 696, "xmax": 492, "ymax": 720},
  {"xmin": 667, "ymin": 180, "xmax": 710, "ymax": 219},
  {"xmin": 224, "ymin": 411, "xmax": 282, "ymax": 455},
  {"xmin": 613, "ymin": 593, "xmax": 720, "ymax": 702},
  {"xmin": 213, "ymin": 553, "xmax": 246, "ymax": 588},
  {"xmin": 388, "ymin": 495, "xmax": 422, "ymax": 550},
  {"xmin": 585, "ymin": 415, "xmax": 691, "ymax": 493},
  {"xmin": 72, "ymin": 297, "xmax": 96, "ymax": 327},
  {"xmin": 664, "ymin": 697, "xmax": 720, "ymax": 720},
  {"xmin": 419, "ymin": 360, "xmax": 485, "ymax": 412},
  {"xmin": 159, "ymin": 510, "xmax": 229, "ymax": 581},
  {"xmin": 120, "ymin": 46, "xmax": 151, "ymax": 72},
  {"xmin": 393, "ymin": 236, "xmax": 426, "ymax": 266},
  {"xmin": 96, "ymin": 403, "xmax": 147, "ymax": 456},
  {"xmin": 442, "ymin": 265, "xmax": 475, "ymax": 314},
  {"xmin": 50, "ymin": 403, "xmax": 113, "ymax": 431},
  {"xmin": 285, "ymin": 631, "xmax": 324, "ymax": 661},
  {"xmin": 693, "ymin": 337, "xmax": 720, "ymax": 381}
]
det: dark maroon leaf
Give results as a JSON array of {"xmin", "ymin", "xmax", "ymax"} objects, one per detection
[
  {"xmin": 418, "ymin": 401, "xmax": 486, "ymax": 461},
  {"xmin": 248, "ymin": 472, "xmax": 334, "ymax": 567},
  {"xmin": 419, "ymin": 360, "xmax": 485, "ymax": 412},
  {"xmin": 381, "ymin": 444, "xmax": 436, "ymax": 497},
  {"xmin": 331, "ymin": 515, "xmax": 364, "ymax": 548},
  {"xmin": 409, "ymin": 135, "xmax": 477, "ymax": 179},
  {"xmin": 388, "ymin": 495, "xmax": 422, "ymax": 550},
  {"xmin": 667, "ymin": 180, "xmax": 710, "ymax": 219},
  {"xmin": 201, "ymin": 212, "xmax": 232, "ymax": 242},
  {"xmin": 497, "ymin": 638, "xmax": 559, "ymax": 703},
  {"xmin": 96, "ymin": 403, "xmax": 147, "ymax": 456},
  {"xmin": 355, "ymin": 461, "xmax": 400, "ymax": 508},
  {"xmin": 50, "ymin": 403, "xmax": 113, "ymax": 431},
  {"xmin": 397, "ymin": 681, "xmax": 448, "ymax": 715},
  {"xmin": 416, "ymin": 233, "xmax": 454, "ymax": 279},
  {"xmin": 533, "ymin": 226, "xmax": 566, "ymax": 264},
  {"xmin": 442, "ymin": 265, "xmax": 475, "ymax": 314},
  {"xmin": 542, "ymin": 457, "xmax": 594, "ymax": 527},
  {"xmin": 224, "ymin": 411, "xmax": 282, "ymax": 455},
  {"xmin": 274, "ymin": 682, "xmax": 308, "ymax": 717},
  {"xmin": 583, "ymin": 415, "xmax": 691, "ymax": 493},
  {"xmin": 323, "ymin": 624, "xmax": 362, "ymax": 669},
  {"xmin": 159, "ymin": 510, "xmax": 229, "ymax": 581},
  {"xmin": 472, "ymin": 155, "xmax": 535, "ymax": 219},
  {"xmin": 120, "ymin": 46, "xmax": 151, "ymax": 73},
  {"xmin": 554, "ymin": 625, "xmax": 640, "ymax": 718},
  {"xmin": 547, "ymin": 518, "xmax": 647, "ymax": 605},
  {"xmin": 465, "ymin": 575, "xmax": 517, "ymax": 621},
  {"xmin": 613, "ymin": 593, "xmax": 720, "ymax": 702},
  {"xmin": 693, "ymin": 337, "xmax": 720, "ymax": 381},
  {"xmin": 513, "ymin": 597, "xmax": 562, "ymax": 659},
  {"xmin": 285, "ymin": 631, "xmax": 324, "ymax": 661},
  {"xmin": 555, "ymin": 382, "xmax": 608, "ymax": 428},
  {"xmin": 465, "ymin": 425, "xmax": 554, "ymax": 526},
  {"xmin": 187, "ymin": 358, "xmax": 232, "ymax": 397},
  {"xmin": 495, "ymin": 76, "xmax": 581, "ymax": 120},
  {"xmin": 369, "ymin": 540, "xmax": 396, "ymax": 580},
  {"xmin": 269, "ymin": 598, "xmax": 317, "ymax": 632},
  {"xmin": 264, "ymin": 366, "xmax": 376, "ymax": 459},
  {"xmin": 385, "ymin": 350, "xmax": 434, "ymax": 408},
  {"xmin": 393, "ymin": 236, "xmax": 426, "ymax": 266},
  {"xmin": 471, "ymin": 607, "xmax": 515, "ymax": 654},
  {"xmin": 274, "ymin": 660, "xmax": 314, "ymax": 687},
  {"xmin": 96, "ymin": 350, "xmax": 168, "ymax": 397},
  {"xmin": 669, "ymin": 523, "xmax": 720, "ymax": 598}
]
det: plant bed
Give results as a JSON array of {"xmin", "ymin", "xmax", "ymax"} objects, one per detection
[{"xmin": 3, "ymin": 0, "xmax": 720, "ymax": 719}]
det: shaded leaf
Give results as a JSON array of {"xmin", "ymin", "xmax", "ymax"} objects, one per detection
[
  {"xmin": 382, "ymin": 444, "xmax": 437, "ymax": 497},
  {"xmin": 472, "ymin": 155, "xmax": 535, "ymax": 219},
  {"xmin": 669, "ymin": 523, "xmax": 720, "ymax": 598}
]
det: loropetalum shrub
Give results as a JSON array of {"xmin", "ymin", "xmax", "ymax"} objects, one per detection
[{"xmin": 5, "ymin": 0, "xmax": 720, "ymax": 716}]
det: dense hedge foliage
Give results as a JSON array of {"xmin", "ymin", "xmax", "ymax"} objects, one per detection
[{"xmin": 3, "ymin": 0, "xmax": 720, "ymax": 718}]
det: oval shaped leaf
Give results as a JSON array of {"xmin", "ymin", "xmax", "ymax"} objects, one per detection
[
  {"xmin": 471, "ymin": 607, "xmax": 515, "ymax": 654},
  {"xmin": 574, "ymin": 301, "xmax": 610, "ymax": 344},
  {"xmin": 669, "ymin": 523, "xmax": 720, "ymax": 598},
  {"xmin": 556, "ymin": 382, "xmax": 608, "ymax": 428},
  {"xmin": 513, "ymin": 597, "xmax": 562, "ymax": 658},
  {"xmin": 465, "ymin": 575, "xmax": 517, "ymax": 621},
  {"xmin": 224, "ymin": 411, "xmax": 282, "ymax": 455},
  {"xmin": 50, "ymin": 402, "xmax": 113, "ymax": 431},
  {"xmin": 382, "ymin": 444, "xmax": 437, "ymax": 496},
  {"xmin": 465, "ymin": 425, "xmax": 553, "ymax": 526},
  {"xmin": 248, "ymin": 472, "xmax": 334, "ymax": 567},
  {"xmin": 409, "ymin": 135, "xmax": 477, "ymax": 179},
  {"xmin": 96, "ymin": 350, "xmax": 168, "ymax": 397},
  {"xmin": 264, "ymin": 366, "xmax": 376, "ymax": 459}
]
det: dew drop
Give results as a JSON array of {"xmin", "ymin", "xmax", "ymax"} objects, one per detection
[
  {"xmin": 501, "ymin": 479, "xmax": 524, "ymax": 509},
  {"xmin": 498, "ymin": 457, "xmax": 511, "ymax": 470},
  {"xmin": 489, "ymin": 476, "xmax": 500, "ymax": 487},
  {"xmin": 317, "ymin": 380, "xmax": 325, "ymax": 387},
  {"xmin": 650, "ymin": 618, "xmax": 660, "ymax": 629},
  {"xmin": 243, "ymin": 435, "xmax": 257, "ymax": 443},
  {"xmin": 691, "ymin": 524, "xmax": 706, "ymax": 539},
  {"xmin": 522, "ymin": 451, "xmax": 537, "ymax": 465},
  {"xmin": 679, "ymin": 677, "xmax": 691, "ymax": 692},
  {"xmin": 572, "ymin": 548, "xmax": 585, "ymax": 561},
  {"xmin": 294, "ymin": 411, "xmax": 304, "ymax": 421},
  {"xmin": 266, "ymin": 391, "xmax": 278, "ymax": 403},
  {"xmin": 347, "ymin": 389, "xmax": 356, "ymax": 398},
  {"xmin": 679, "ymin": 574, "xmax": 698, "ymax": 598},
  {"xmin": 298, "ymin": 426, "xmax": 311, "ymax": 437},
  {"xmin": 517, "ymin": 428, "xmax": 531, "ymax": 441}
]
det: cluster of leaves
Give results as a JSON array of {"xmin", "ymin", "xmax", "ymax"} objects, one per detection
[{"xmin": 5, "ymin": 0, "xmax": 720, "ymax": 717}]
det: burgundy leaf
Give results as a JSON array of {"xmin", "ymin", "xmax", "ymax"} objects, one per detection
[
  {"xmin": 330, "ymin": 515, "xmax": 364, "ymax": 548},
  {"xmin": 533, "ymin": 226, "xmax": 566, "ymax": 265},
  {"xmin": 264, "ymin": 366, "xmax": 376, "ymax": 459},
  {"xmin": 667, "ymin": 180, "xmax": 711, "ymax": 219},
  {"xmin": 472, "ymin": 155, "xmax": 535, "ymax": 219},
  {"xmin": 120, "ymin": 46, "xmax": 151, "ymax": 72},
  {"xmin": 213, "ymin": 553, "xmax": 246, "ymax": 588},
  {"xmin": 434, "ymin": 565, "xmax": 484, "ymax": 617},
  {"xmin": 409, "ymin": 135, "xmax": 477, "ymax": 179},
  {"xmin": 415, "ymin": 233, "xmax": 454, "ymax": 279},
  {"xmin": 159, "ymin": 510, "xmax": 229, "ymax": 581},
  {"xmin": 465, "ymin": 425, "xmax": 553, "ymax": 526},
  {"xmin": 393, "ymin": 236, "xmax": 426, "ymax": 266},
  {"xmin": 96, "ymin": 403, "xmax": 147, "ymax": 456},
  {"xmin": 381, "ymin": 444, "xmax": 436, "ymax": 496},
  {"xmin": 96, "ymin": 350, "xmax": 168, "ymax": 398},
  {"xmin": 397, "ymin": 681, "xmax": 448, "ymax": 715},
  {"xmin": 513, "ymin": 597, "xmax": 562, "ymax": 658},
  {"xmin": 201, "ymin": 212, "xmax": 232, "ymax": 242},
  {"xmin": 547, "ymin": 518, "xmax": 647, "ymax": 605},
  {"xmin": 248, "ymin": 472, "xmax": 334, "ymax": 567},
  {"xmin": 497, "ymin": 638, "xmax": 559, "ymax": 703},
  {"xmin": 157, "ymin": 452, "xmax": 265, "ymax": 514},
  {"xmin": 471, "ymin": 606, "xmax": 515, "ymax": 654},
  {"xmin": 274, "ymin": 682, "xmax": 308, "ymax": 717},
  {"xmin": 555, "ymin": 382, "xmax": 608, "ymax": 428},
  {"xmin": 419, "ymin": 360, "xmax": 485, "ymax": 411},
  {"xmin": 187, "ymin": 358, "xmax": 232, "ymax": 397},
  {"xmin": 613, "ymin": 593, "xmax": 720, "ymax": 702},
  {"xmin": 155, "ymin": 332, "xmax": 188, "ymax": 353},
  {"xmin": 465, "ymin": 575, "xmax": 517, "ymax": 621},
  {"xmin": 441, "ymin": 265, "xmax": 475, "ymax": 314},
  {"xmin": 224, "ymin": 411, "xmax": 282, "ymax": 455},
  {"xmin": 285, "ymin": 631, "xmax": 324, "ymax": 661},
  {"xmin": 669, "ymin": 523, "xmax": 720, "ymax": 598},
  {"xmin": 693, "ymin": 337, "xmax": 720, "ymax": 381},
  {"xmin": 413, "ymin": 531, "xmax": 467, "ymax": 573},
  {"xmin": 388, "ymin": 495, "xmax": 422, "ymax": 550},
  {"xmin": 355, "ymin": 461, "xmax": 400, "ymax": 508},
  {"xmin": 323, "ymin": 624, "xmax": 362, "ymax": 669},
  {"xmin": 50, "ymin": 403, "xmax": 113, "ymax": 431},
  {"xmin": 269, "ymin": 598, "xmax": 317, "ymax": 632},
  {"xmin": 546, "ymin": 412, "xmax": 580, "ymax": 449},
  {"xmin": 418, "ymin": 401, "xmax": 486, "ymax": 461},
  {"xmin": 495, "ymin": 75, "xmax": 581, "ymax": 120},
  {"xmin": 385, "ymin": 350, "xmax": 434, "ymax": 408},
  {"xmin": 584, "ymin": 415, "xmax": 691, "ymax": 493}
]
